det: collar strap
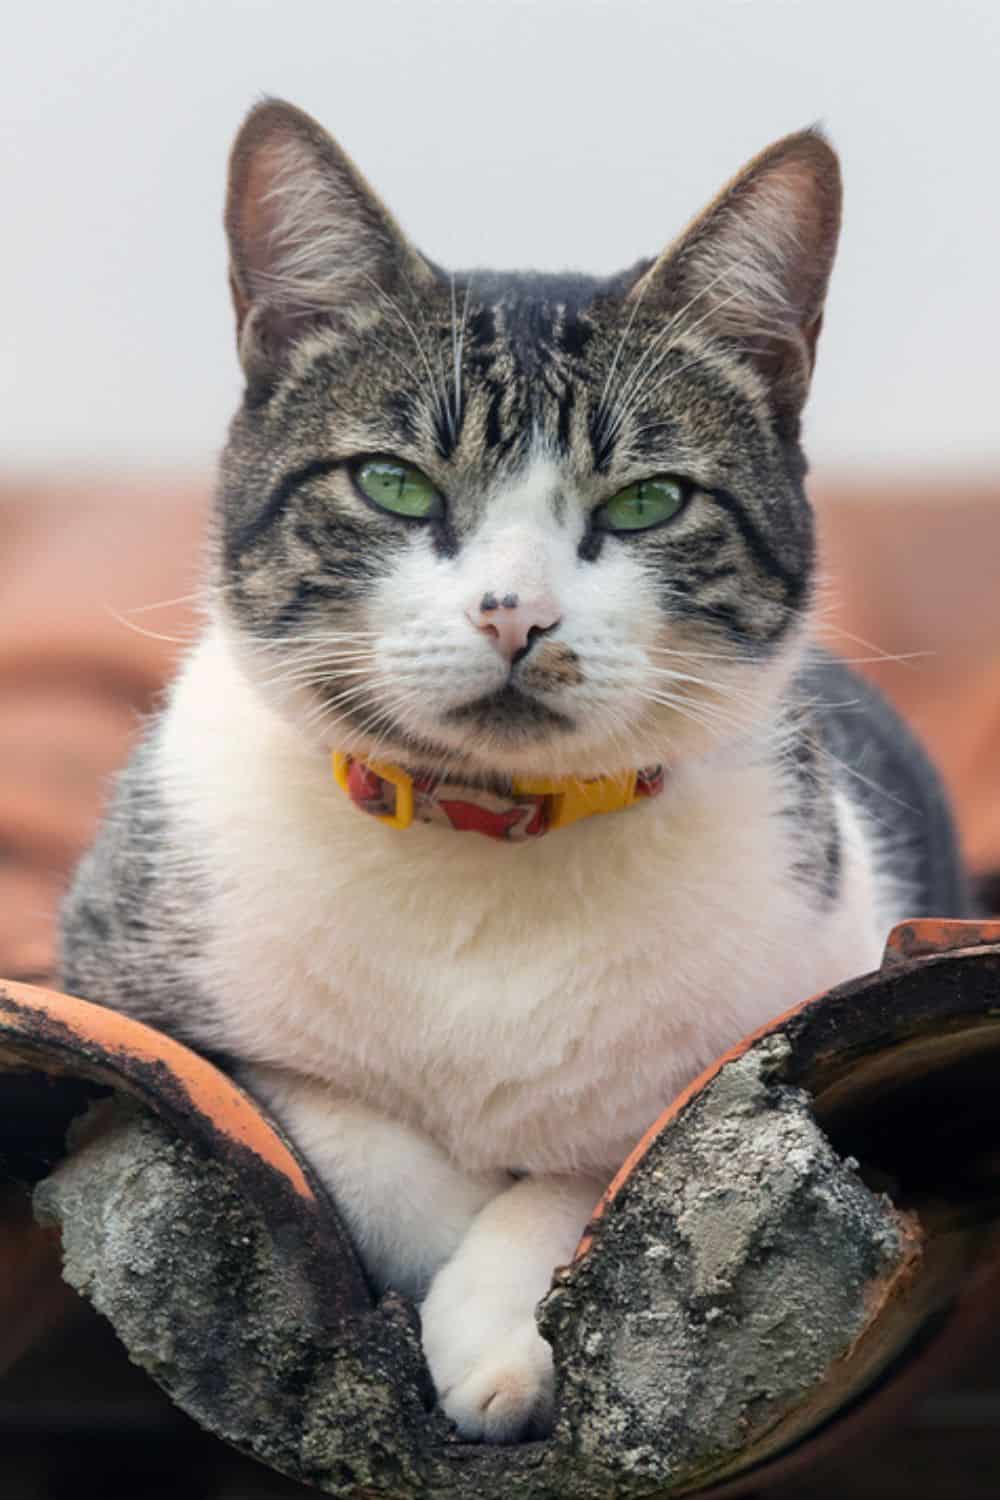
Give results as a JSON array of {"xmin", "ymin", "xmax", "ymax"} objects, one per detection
[{"xmin": 332, "ymin": 752, "xmax": 664, "ymax": 842}]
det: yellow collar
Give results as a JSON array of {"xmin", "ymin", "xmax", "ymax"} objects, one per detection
[{"xmin": 332, "ymin": 753, "xmax": 665, "ymax": 841}]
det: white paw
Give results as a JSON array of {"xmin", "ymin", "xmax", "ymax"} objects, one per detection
[
  {"xmin": 417, "ymin": 1174, "xmax": 598, "ymax": 1440},
  {"xmin": 426, "ymin": 1315, "xmax": 553, "ymax": 1442},
  {"xmin": 420, "ymin": 1260, "xmax": 553, "ymax": 1441}
]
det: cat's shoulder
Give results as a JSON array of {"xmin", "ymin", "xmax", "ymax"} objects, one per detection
[{"xmin": 795, "ymin": 647, "xmax": 968, "ymax": 917}]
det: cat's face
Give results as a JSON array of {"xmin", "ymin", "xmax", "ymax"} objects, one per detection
[{"xmin": 217, "ymin": 102, "xmax": 840, "ymax": 780}]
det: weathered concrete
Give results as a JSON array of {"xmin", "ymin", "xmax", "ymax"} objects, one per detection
[
  {"xmin": 35, "ymin": 1104, "xmax": 440, "ymax": 1495},
  {"xmin": 34, "ymin": 1037, "xmax": 917, "ymax": 1499},
  {"xmin": 539, "ymin": 1036, "xmax": 916, "ymax": 1493}
]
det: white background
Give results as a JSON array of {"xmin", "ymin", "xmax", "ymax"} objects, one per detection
[{"xmin": 3, "ymin": 0, "xmax": 999, "ymax": 475}]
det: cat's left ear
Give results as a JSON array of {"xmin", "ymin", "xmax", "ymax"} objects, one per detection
[
  {"xmin": 628, "ymin": 129, "xmax": 841, "ymax": 431},
  {"xmin": 226, "ymin": 98, "xmax": 436, "ymax": 382}
]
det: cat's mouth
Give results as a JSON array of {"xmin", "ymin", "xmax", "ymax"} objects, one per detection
[
  {"xmin": 312, "ymin": 678, "xmax": 576, "ymax": 765},
  {"xmin": 445, "ymin": 683, "xmax": 575, "ymax": 737}
]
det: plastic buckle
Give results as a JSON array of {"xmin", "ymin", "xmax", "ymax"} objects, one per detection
[
  {"xmin": 331, "ymin": 753, "xmax": 415, "ymax": 830},
  {"xmin": 511, "ymin": 771, "xmax": 638, "ymax": 831}
]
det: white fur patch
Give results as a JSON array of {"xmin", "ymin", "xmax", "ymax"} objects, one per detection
[{"xmin": 160, "ymin": 623, "xmax": 897, "ymax": 1183}]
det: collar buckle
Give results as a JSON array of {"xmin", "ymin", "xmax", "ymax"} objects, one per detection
[{"xmin": 332, "ymin": 753, "xmax": 415, "ymax": 830}]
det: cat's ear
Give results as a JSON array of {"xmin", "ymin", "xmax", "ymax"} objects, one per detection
[
  {"xmin": 226, "ymin": 98, "xmax": 435, "ymax": 381},
  {"xmin": 628, "ymin": 129, "xmax": 841, "ymax": 431}
]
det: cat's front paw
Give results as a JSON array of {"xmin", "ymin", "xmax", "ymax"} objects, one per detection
[
  {"xmin": 432, "ymin": 1317, "xmax": 553, "ymax": 1442},
  {"xmin": 420, "ymin": 1287, "xmax": 553, "ymax": 1442}
]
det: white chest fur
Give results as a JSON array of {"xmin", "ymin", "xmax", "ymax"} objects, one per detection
[{"xmin": 158, "ymin": 628, "xmax": 893, "ymax": 1177}]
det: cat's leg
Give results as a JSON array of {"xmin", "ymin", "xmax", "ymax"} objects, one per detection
[
  {"xmin": 420, "ymin": 1174, "xmax": 603, "ymax": 1441},
  {"xmin": 241, "ymin": 1063, "xmax": 513, "ymax": 1299}
]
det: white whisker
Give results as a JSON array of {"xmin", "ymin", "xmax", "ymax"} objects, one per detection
[
  {"xmin": 114, "ymin": 592, "xmax": 204, "ymax": 615},
  {"xmin": 452, "ymin": 274, "xmax": 472, "ymax": 441},
  {"xmin": 103, "ymin": 605, "xmax": 197, "ymax": 646}
]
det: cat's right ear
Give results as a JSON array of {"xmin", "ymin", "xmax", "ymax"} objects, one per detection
[
  {"xmin": 225, "ymin": 98, "xmax": 434, "ymax": 383},
  {"xmin": 625, "ymin": 129, "xmax": 841, "ymax": 435}
]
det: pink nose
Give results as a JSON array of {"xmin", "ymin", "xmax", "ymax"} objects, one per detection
[{"xmin": 466, "ymin": 590, "xmax": 562, "ymax": 661}]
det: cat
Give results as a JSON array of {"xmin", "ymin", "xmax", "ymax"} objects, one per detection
[{"xmin": 60, "ymin": 98, "xmax": 967, "ymax": 1444}]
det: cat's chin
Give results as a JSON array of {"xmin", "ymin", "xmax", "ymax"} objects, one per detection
[
  {"xmin": 328, "ymin": 703, "xmax": 618, "ymax": 788},
  {"xmin": 347, "ymin": 698, "xmax": 579, "ymax": 785},
  {"xmin": 444, "ymin": 683, "xmax": 575, "ymax": 737},
  {"xmin": 331, "ymin": 684, "xmax": 729, "ymax": 783}
]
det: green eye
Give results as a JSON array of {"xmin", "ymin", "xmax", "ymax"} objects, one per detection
[
  {"xmin": 353, "ymin": 458, "xmax": 443, "ymax": 520},
  {"xmin": 597, "ymin": 475, "xmax": 687, "ymax": 533}
]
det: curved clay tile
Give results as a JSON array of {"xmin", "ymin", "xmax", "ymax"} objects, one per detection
[{"xmin": 3, "ymin": 922, "xmax": 1000, "ymax": 1496}]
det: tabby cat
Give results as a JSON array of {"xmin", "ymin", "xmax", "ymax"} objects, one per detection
[{"xmin": 61, "ymin": 100, "xmax": 966, "ymax": 1442}]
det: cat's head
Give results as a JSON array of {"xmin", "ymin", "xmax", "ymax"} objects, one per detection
[{"xmin": 216, "ymin": 99, "xmax": 840, "ymax": 781}]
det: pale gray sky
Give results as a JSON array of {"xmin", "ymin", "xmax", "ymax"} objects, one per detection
[{"xmin": 4, "ymin": 0, "xmax": 999, "ymax": 473}]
